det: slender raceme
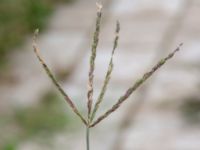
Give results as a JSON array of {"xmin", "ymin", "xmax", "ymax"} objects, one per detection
[
  {"xmin": 90, "ymin": 43, "xmax": 183, "ymax": 127},
  {"xmin": 33, "ymin": 29, "xmax": 87, "ymax": 125},
  {"xmin": 87, "ymin": 2, "xmax": 103, "ymax": 121},
  {"xmin": 91, "ymin": 21, "xmax": 120, "ymax": 121}
]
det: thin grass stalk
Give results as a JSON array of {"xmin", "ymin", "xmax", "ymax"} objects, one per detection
[
  {"xmin": 33, "ymin": 29, "xmax": 87, "ymax": 125},
  {"xmin": 90, "ymin": 43, "xmax": 183, "ymax": 127},
  {"xmin": 91, "ymin": 21, "xmax": 120, "ymax": 121},
  {"xmin": 86, "ymin": 127, "xmax": 90, "ymax": 150},
  {"xmin": 87, "ymin": 3, "xmax": 103, "ymax": 121}
]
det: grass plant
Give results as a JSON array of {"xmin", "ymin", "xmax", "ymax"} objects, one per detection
[{"xmin": 33, "ymin": 3, "xmax": 182, "ymax": 150}]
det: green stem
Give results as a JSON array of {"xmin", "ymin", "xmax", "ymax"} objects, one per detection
[{"xmin": 86, "ymin": 127, "xmax": 90, "ymax": 150}]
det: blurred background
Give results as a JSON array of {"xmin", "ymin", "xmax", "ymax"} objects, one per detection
[{"xmin": 0, "ymin": 0, "xmax": 200, "ymax": 149}]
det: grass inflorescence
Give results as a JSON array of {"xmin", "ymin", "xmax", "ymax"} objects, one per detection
[{"xmin": 33, "ymin": 3, "xmax": 182, "ymax": 150}]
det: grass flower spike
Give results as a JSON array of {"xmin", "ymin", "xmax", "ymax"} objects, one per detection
[
  {"xmin": 33, "ymin": 29, "xmax": 87, "ymax": 125},
  {"xmin": 87, "ymin": 2, "xmax": 103, "ymax": 121},
  {"xmin": 91, "ymin": 21, "xmax": 120, "ymax": 122}
]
